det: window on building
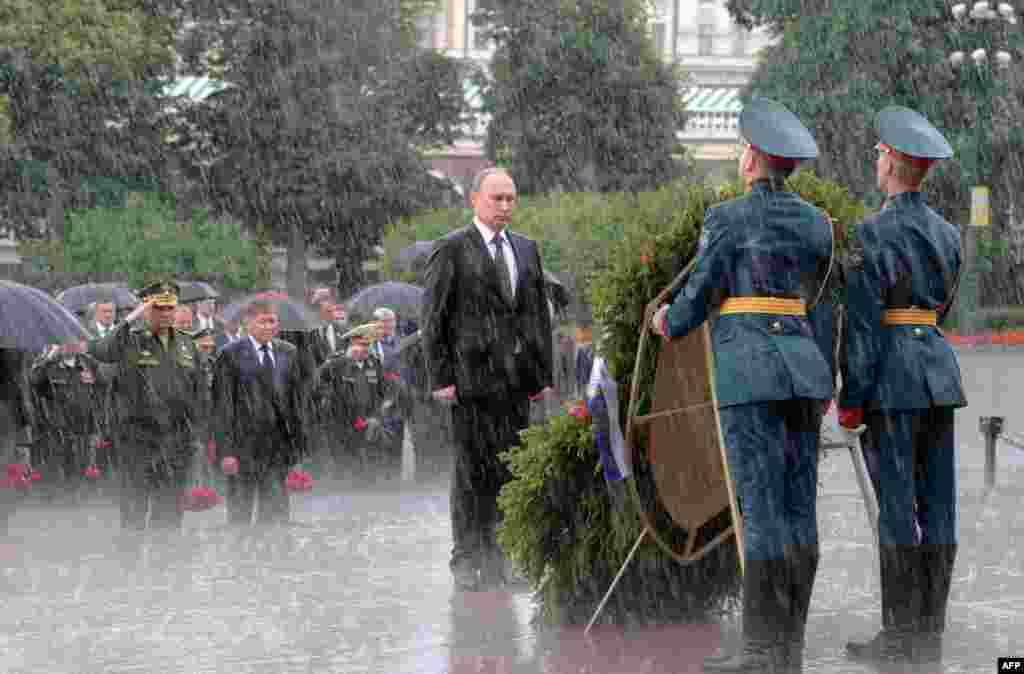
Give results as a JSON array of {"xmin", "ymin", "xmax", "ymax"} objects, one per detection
[
  {"xmin": 698, "ymin": 23, "xmax": 714, "ymax": 56},
  {"xmin": 732, "ymin": 27, "xmax": 748, "ymax": 56}
]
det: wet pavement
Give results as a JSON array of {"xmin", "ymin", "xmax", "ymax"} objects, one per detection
[{"xmin": 0, "ymin": 349, "xmax": 1021, "ymax": 673}]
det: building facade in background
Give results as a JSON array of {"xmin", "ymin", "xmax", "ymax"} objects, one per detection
[{"xmin": 418, "ymin": 0, "xmax": 775, "ymax": 183}]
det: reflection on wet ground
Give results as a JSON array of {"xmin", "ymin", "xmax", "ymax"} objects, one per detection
[{"xmin": 0, "ymin": 351, "xmax": 1019, "ymax": 673}]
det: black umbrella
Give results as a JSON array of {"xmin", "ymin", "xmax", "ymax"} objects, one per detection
[
  {"xmin": 344, "ymin": 282, "xmax": 425, "ymax": 321},
  {"xmin": 177, "ymin": 281, "xmax": 220, "ymax": 304},
  {"xmin": 0, "ymin": 281, "xmax": 91, "ymax": 351},
  {"xmin": 221, "ymin": 291, "xmax": 320, "ymax": 332},
  {"xmin": 394, "ymin": 241, "xmax": 437, "ymax": 274},
  {"xmin": 56, "ymin": 283, "xmax": 139, "ymax": 315}
]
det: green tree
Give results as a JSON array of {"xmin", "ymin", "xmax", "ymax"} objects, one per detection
[
  {"xmin": 474, "ymin": 0, "xmax": 690, "ymax": 195},
  {"xmin": 63, "ymin": 193, "xmax": 266, "ymax": 289},
  {"xmin": 159, "ymin": 0, "xmax": 469, "ymax": 297},
  {"xmin": 0, "ymin": 0, "xmax": 177, "ymax": 242},
  {"xmin": 725, "ymin": 0, "xmax": 1024, "ymax": 305}
]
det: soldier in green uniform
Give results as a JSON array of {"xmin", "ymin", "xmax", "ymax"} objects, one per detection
[
  {"xmin": 652, "ymin": 98, "xmax": 835, "ymax": 673},
  {"xmin": 61, "ymin": 281, "xmax": 207, "ymax": 531},
  {"xmin": 29, "ymin": 346, "xmax": 103, "ymax": 502},
  {"xmin": 312, "ymin": 323, "xmax": 402, "ymax": 481},
  {"xmin": 839, "ymin": 107, "xmax": 965, "ymax": 667}
]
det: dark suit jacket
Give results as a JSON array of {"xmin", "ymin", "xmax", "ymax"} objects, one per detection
[
  {"xmin": 421, "ymin": 225, "xmax": 553, "ymax": 400},
  {"xmin": 212, "ymin": 337, "xmax": 308, "ymax": 469}
]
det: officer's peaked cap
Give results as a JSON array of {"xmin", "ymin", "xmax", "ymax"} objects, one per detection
[
  {"xmin": 739, "ymin": 97, "xmax": 819, "ymax": 161},
  {"xmin": 876, "ymin": 106, "xmax": 953, "ymax": 161}
]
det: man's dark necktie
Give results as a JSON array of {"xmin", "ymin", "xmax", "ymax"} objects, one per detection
[
  {"xmin": 260, "ymin": 344, "xmax": 274, "ymax": 383},
  {"xmin": 493, "ymin": 235, "xmax": 514, "ymax": 304}
]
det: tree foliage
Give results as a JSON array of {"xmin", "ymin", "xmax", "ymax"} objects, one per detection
[
  {"xmin": 59, "ymin": 193, "xmax": 265, "ymax": 290},
  {"xmin": 726, "ymin": 0, "xmax": 1024, "ymax": 305},
  {"xmin": 475, "ymin": 0, "xmax": 690, "ymax": 195},
  {"xmin": 0, "ymin": 0, "xmax": 178, "ymax": 241},
  {"xmin": 159, "ymin": 0, "xmax": 470, "ymax": 295}
]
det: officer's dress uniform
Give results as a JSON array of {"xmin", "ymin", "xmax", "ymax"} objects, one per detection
[
  {"xmin": 840, "ymin": 107, "xmax": 965, "ymax": 666},
  {"xmin": 312, "ymin": 341, "xmax": 399, "ymax": 480},
  {"xmin": 88, "ymin": 283, "xmax": 206, "ymax": 531},
  {"xmin": 29, "ymin": 352, "xmax": 101, "ymax": 499},
  {"xmin": 661, "ymin": 99, "xmax": 834, "ymax": 673}
]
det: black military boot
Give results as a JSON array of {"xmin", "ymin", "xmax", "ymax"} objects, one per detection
[
  {"xmin": 916, "ymin": 544, "xmax": 956, "ymax": 665},
  {"xmin": 846, "ymin": 546, "xmax": 921, "ymax": 664},
  {"xmin": 783, "ymin": 544, "xmax": 819, "ymax": 673},
  {"xmin": 705, "ymin": 558, "xmax": 790, "ymax": 673}
]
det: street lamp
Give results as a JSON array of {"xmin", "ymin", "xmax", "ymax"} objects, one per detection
[{"xmin": 948, "ymin": 1, "xmax": 1017, "ymax": 336}]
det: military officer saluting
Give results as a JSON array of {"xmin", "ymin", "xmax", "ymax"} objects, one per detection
[
  {"xmin": 651, "ymin": 98, "xmax": 835, "ymax": 673},
  {"xmin": 60, "ymin": 281, "xmax": 207, "ymax": 531},
  {"xmin": 839, "ymin": 107, "xmax": 966, "ymax": 667}
]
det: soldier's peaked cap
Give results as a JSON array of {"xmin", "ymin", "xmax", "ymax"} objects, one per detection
[
  {"xmin": 876, "ymin": 106, "xmax": 953, "ymax": 161},
  {"xmin": 739, "ymin": 97, "xmax": 818, "ymax": 161},
  {"xmin": 138, "ymin": 280, "xmax": 180, "ymax": 307}
]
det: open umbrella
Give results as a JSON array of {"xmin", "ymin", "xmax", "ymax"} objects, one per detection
[
  {"xmin": 344, "ymin": 282, "xmax": 425, "ymax": 321},
  {"xmin": 56, "ymin": 283, "xmax": 139, "ymax": 315},
  {"xmin": 0, "ymin": 281, "xmax": 90, "ymax": 351},
  {"xmin": 177, "ymin": 281, "xmax": 220, "ymax": 304},
  {"xmin": 394, "ymin": 241, "xmax": 437, "ymax": 274},
  {"xmin": 221, "ymin": 291, "xmax": 320, "ymax": 332}
]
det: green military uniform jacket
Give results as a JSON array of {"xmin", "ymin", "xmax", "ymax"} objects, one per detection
[{"xmin": 87, "ymin": 321, "xmax": 206, "ymax": 431}]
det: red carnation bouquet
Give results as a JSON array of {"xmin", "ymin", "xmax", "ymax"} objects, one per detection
[
  {"xmin": 285, "ymin": 470, "xmax": 315, "ymax": 493},
  {"xmin": 1, "ymin": 464, "xmax": 32, "ymax": 490},
  {"xmin": 178, "ymin": 486, "xmax": 224, "ymax": 512}
]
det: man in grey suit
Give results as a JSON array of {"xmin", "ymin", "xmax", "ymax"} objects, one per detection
[{"xmin": 421, "ymin": 167, "xmax": 554, "ymax": 591}]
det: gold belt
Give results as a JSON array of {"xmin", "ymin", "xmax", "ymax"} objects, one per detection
[
  {"xmin": 882, "ymin": 308, "xmax": 937, "ymax": 326},
  {"xmin": 719, "ymin": 297, "xmax": 807, "ymax": 317}
]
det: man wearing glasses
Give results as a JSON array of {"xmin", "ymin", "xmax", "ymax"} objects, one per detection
[{"xmin": 839, "ymin": 107, "xmax": 965, "ymax": 668}]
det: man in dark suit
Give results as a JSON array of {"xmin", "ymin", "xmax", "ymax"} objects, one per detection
[
  {"xmin": 421, "ymin": 167, "xmax": 554, "ymax": 591},
  {"xmin": 213, "ymin": 301, "xmax": 308, "ymax": 525}
]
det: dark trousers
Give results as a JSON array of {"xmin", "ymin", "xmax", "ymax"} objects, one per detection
[
  {"xmin": 866, "ymin": 408, "xmax": 957, "ymax": 547},
  {"xmin": 118, "ymin": 426, "xmax": 190, "ymax": 531},
  {"xmin": 449, "ymin": 395, "xmax": 529, "ymax": 570},
  {"xmin": 718, "ymin": 399, "xmax": 821, "ymax": 562},
  {"xmin": 226, "ymin": 464, "xmax": 290, "ymax": 525}
]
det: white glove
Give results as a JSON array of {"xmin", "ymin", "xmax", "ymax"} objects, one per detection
[{"xmin": 838, "ymin": 423, "xmax": 867, "ymax": 447}]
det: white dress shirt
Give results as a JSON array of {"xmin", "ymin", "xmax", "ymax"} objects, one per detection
[
  {"xmin": 325, "ymin": 323, "xmax": 338, "ymax": 353},
  {"xmin": 197, "ymin": 315, "xmax": 214, "ymax": 331},
  {"xmin": 94, "ymin": 322, "xmax": 112, "ymax": 337},
  {"xmin": 474, "ymin": 218, "xmax": 518, "ymax": 297},
  {"xmin": 250, "ymin": 336, "xmax": 275, "ymax": 367}
]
